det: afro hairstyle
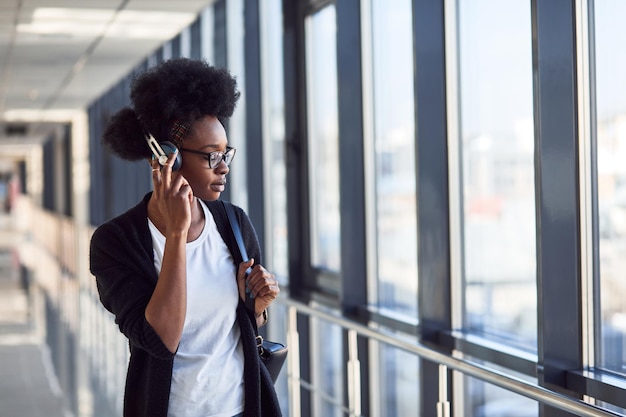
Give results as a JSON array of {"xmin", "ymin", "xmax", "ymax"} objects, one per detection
[{"xmin": 102, "ymin": 58, "xmax": 240, "ymax": 161}]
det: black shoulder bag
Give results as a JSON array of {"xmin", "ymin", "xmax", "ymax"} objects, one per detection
[{"xmin": 223, "ymin": 201, "xmax": 288, "ymax": 383}]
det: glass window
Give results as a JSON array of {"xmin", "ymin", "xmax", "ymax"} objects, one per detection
[
  {"xmin": 458, "ymin": 0, "xmax": 536, "ymax": 349},
  {"xmin": 369, "ymin": 0, "xmax": 418, "ymax": 318},
  {"xmin": 267, "ymin": 302, "xmax": 290, "ymax": 416},
  {"xmin": 311, "ymin": 315, "xmax": 343, "ymax": 417},
  {"xmin": 260, "ymin": 0, "xmax": 288, "ymax": 284},
  {"xmin": 464, "ymin": 373, "xmax": 537, "ymax": 417},
  {"xmin": 200, "ymin": 5, "xmax": 214, "ymax": 62},
  {"xmin": 305, "ymin": 5, "xmax": 341, "ymax": 273},
  {"xmin": 594, "ymin": 0, "xmax": 626, "ymax": 377},
  {"xmin": 226, "ymin": 0, "xmax": 248, "ymax": 209},
  {"xmin": 180, "ymin": 26, "xmax": 191, "ymax": 57},
  {"xmin": 162, "ymin": 41, "xmax": 173, "ymax": 61},
  {"xmin": 377, "ymin": 342, "xmax": 419, "ymax": 416}
]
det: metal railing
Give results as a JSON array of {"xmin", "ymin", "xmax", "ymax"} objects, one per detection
[{"xmin": 277, "ymin": 297, "xmax": 623, "ymax": 417}]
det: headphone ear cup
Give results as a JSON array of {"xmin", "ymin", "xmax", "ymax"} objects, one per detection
[{"xmin": 159, "ymin": 141, "xmax": 182, "ymax": 171}]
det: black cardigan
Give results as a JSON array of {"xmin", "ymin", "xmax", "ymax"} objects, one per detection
[{"xmin": 89, "ymin": 193, "xmax": 281, "ymax": 417}]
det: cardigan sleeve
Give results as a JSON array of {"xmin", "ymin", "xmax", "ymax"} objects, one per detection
[{"xmin": 90, "ymin": 219, "xmax": 174, "ymax": 361}]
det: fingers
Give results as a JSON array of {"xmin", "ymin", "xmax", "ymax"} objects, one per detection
[
  {"xmin": 246, "ymin": 265, "xmax": 279, "ymax": 300},
  {"xmin": 150, "ymin": 151, "xmax": 174, "ymax": 194},
  {"xmin": 151, "ymin": 151, "xmax": 190, "ymax": 196},
  {"xmin": 151, "ymin": 159, "xmax": 162, "ymax": 195},
  {"xmin": 161, "ymin": 151, "xmax": 177, "ymax": 190}
]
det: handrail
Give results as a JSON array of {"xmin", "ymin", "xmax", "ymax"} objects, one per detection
[{"xmin": 277, "ymin": 297, "xmax": 623, "ymax": 417}]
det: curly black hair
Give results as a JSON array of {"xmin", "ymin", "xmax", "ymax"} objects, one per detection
[{"xmin": 102, "ymin": 58, "xmax": 240, "ymax": 161}]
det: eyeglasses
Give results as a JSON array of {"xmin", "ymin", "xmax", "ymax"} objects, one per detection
[{"xmin": 180, "ymin": 147, "xmax": 236, "ymax": 169}]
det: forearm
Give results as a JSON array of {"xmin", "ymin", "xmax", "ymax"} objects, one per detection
[{"xmin": 145, "ymin": 232, "xmax": 187, "ymax": 353}]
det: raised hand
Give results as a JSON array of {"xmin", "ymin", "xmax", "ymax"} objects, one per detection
[{"xmin": 150, "ymin": 151, "xmax": 194, "ymax": 236}]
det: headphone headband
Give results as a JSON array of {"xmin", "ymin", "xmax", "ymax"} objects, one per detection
[{"xmin": 145, "ymin": 133, "xmax": 169, "ymax": 165}]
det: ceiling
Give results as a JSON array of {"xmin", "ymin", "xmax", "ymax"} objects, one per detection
[{"xmin": 0, "ymin": 0, "xmax": 212, "ymax": 147}]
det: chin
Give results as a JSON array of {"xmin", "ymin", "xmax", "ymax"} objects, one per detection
[{"xmin": 199, "ymin": 191, "xmax": 221, "ymax": 201}]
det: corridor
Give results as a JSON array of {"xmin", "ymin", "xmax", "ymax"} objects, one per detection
[{"xmin": 0, "ymin": 212, "xmax": 66, "ymax": 417}]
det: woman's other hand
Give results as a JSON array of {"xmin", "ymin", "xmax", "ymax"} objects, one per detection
[{"xmin": 237, "ymin": 258, "xmax": 279, "ymax": 317}]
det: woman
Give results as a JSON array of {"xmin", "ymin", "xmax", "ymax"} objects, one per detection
[{"xmin": 89, "ymin": 58, "xmax": 282, "ymax": 417}]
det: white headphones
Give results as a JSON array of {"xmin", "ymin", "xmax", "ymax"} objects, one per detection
[{"xmin": 145, "ymin": 132, "xmax": 182, "ymax": 171}]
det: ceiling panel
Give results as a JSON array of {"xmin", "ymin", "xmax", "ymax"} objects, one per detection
[{"xmin": 1, "ymin": 0, "xmax": 212, "ymax": 140}]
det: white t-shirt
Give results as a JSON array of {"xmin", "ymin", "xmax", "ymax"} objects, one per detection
[{"xmin": 148, "ymin": 200, "xmax": 245, "ymax": 417}]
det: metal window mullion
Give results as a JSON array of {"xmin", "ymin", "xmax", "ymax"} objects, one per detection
[
  {"xmin": 303, "ymin": 15, "xmax": 319, "ymax": 273},
  {"xmin": 532, "ymin": 2, "xmax": 583, "ymax": 414},
  {"xmin": 283, "ymin": 0, "xmax": 313, "ymax": 413},
  {"xmin": 336, "ymin": 0, "xmax": 366, "ymax": 314},
  {"xmin": 213, "ymin": 0, "xmax": 227, "ymax": 89},
  {"xmin": 243, "ymin": 0, "xmax": 265, "ymax": 247},
  {"xmin": 413, "ymin": 0, "xmax": 452, "ymax": 339},
  {"xmin": 575, "ymin": 0, "xmax": 598, "ymax": 376},
  {"xmin": 360, "ymin": 0, "xmax": 380, "ymax": 414},
  {"xmin": 360, "ymin": 0, "xmax": 378, "ymax": 317},
  {"xmin": 413, "ymin": 0, "xmax": 453, "ymax": 414},
  {"xmin": 283, "ymin": 0, "xmax": 309, "ymax": 296},
  {"xmin": 336, "ymin": 1, "xmax": 369, "ymax": 415},
  {"xmin": 443, "ymin": 0, "xmax": 463, "ymax": 338}
]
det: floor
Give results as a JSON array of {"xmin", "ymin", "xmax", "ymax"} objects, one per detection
[{"xmin": 0, "ymin": 213, "xmax": 67, "ymax": 417}]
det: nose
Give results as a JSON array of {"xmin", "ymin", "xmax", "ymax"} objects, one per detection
[{"xmin": 214, "ymin": 159, "xmax": 229, "ymax": 174}]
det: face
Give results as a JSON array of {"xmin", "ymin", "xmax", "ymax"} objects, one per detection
[{"xmin": 175, "ymin": 115, "xmax": 231, "ymax": 201}]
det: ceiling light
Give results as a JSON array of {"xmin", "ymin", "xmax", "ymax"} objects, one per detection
[
  {"xmin": 17, "ymin": 8, "xmax": 197, "ymax": 40},
  {"xmin": 107, "ymin": 10, "xmax": 197, "ymax": 40},
  {"xmin": 17, "ymin": 8, "xmax": 113, "ymax": 37},
  {"xmin": 4, "ymin": 108, "xmax": 83, "ymax": 122}
]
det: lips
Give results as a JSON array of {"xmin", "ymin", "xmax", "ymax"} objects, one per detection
[{"xmin": 210, "ymin": 178, "xmax": 226, "ymax": 192}]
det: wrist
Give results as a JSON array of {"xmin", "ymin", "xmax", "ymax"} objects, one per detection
[
  {"xmin": 255, "ymin": 309, "xmax": 268, "ymax": 326},
  {"xmin": 165, "ymin": 229, "xmax": 188, "ymax": 240}
]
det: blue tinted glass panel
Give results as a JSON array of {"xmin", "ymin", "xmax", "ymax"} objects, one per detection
[{"xmin": 459, "ymin": 0, "xmax": 537, "ymax": 349}]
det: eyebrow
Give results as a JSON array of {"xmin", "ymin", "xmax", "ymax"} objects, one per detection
[{"xmin": 197, "ymin": 144, "xmax": 226, "ymax": 151}]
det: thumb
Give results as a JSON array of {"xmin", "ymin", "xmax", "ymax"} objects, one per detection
[
  {"xmin": 237, "ymin": 258, "xmax": 254, "ymax": 300},
  {"xmin": 244, "ymin": 257, "xmax": 255, "ymax": 271},
  {"xmin": 238, "ymin": 258, "xmax": 254, "ymax": 280}
]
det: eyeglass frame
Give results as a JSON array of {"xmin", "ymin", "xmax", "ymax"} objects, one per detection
[{"xmin": 179, "ymin": 146, "xmax": 236, "ymax": 169}]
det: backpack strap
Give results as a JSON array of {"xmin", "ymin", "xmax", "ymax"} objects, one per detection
[{"xmin": 222, "ymin": 201, "xmax": 257, "ymax": 314}]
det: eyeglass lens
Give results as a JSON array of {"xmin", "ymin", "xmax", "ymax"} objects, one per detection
[{"xmin": 209, "ymin": 148, "xmax": 235, "ymax": 168}]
